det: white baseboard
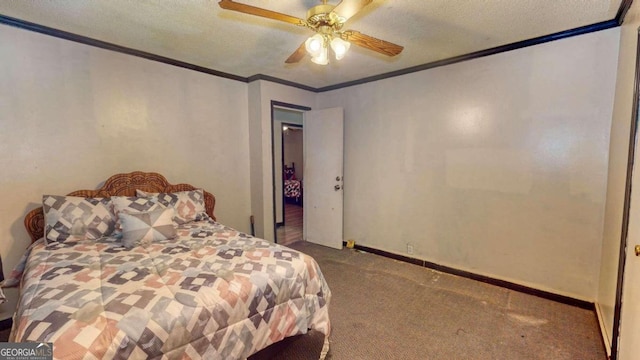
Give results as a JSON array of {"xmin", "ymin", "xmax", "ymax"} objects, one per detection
[{"xmin": 595, "ymin": 302, "xmax": 612, "ymax": 358}]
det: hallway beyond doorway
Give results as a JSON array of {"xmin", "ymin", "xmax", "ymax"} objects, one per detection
[{"xmin": 277, "ymin": 203, "xmax": 303, "ymax": 246}]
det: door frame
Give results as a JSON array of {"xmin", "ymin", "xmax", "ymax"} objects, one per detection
[
  {"xmin": 611, "ymin": 28, "xmax": 640, "ymax": 360},
  {"xmin": 270, "ymin": 101, "xmax": 311, "ymax": 244},
  {"xmin": 280, "ymin": 122, "xmax": 303, "ymax": 226}
]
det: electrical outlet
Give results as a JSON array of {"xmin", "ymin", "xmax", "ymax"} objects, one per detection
[{"xmin": 407, "ymin": 244, "xmax": 414, "ymax": 254}]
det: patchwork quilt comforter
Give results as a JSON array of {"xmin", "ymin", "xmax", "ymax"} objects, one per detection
[
  {"xmin": 284, "ymin": 180, "xmax": 302, "ymax": 200},
  {"xmin": 11, "ymin": 220, "xmax": 331, "ymax": 359}
]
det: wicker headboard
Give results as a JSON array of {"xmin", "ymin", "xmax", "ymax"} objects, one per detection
[{"xmin": 24, "ymin": 171, "xmax": 216, "ymax": 243}]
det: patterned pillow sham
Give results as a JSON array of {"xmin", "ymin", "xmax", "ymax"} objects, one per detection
[
  {"xmin": 43, "ymin": 195, "xmax": 117, "ymax": 244},
  {"xmin": 111, "ymin": 196, "xmax": 165, "ymax": 236},
  {"xmin": 136, "ymin": 189, "xmax": 207, "ymax": 224},
  {"xmin": 118, "ymin": 207, "xmax": 176, "ymax": 248}
]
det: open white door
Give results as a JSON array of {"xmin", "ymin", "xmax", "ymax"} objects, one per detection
[
  {"xmin": 303, "ymin": 107, "xmax": 344, "ymax": 249},
  {"xmin": 618, "ymin": 125, "xmax": 640, "ymax": 359},
  {"xmin": 614, "ymin": 26, "xmax": 640, "ymax": 360},
  {"xmin": 618, "ymin": 102, "xmax": 640, "ymax": 360},
  {"xmin": 618, "ymin": 241, "xmax": 640, "ymax": 360}
]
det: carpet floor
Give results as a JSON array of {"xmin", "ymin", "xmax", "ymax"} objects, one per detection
[
  {"xmin": 1, "ymin": 241, "xmax": 606, "ymax": 360},
  {"xmin": 251, "ymin": 241, "xmax": 606, "ymax": 360}
]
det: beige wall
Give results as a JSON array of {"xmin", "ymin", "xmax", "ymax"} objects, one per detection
[
  {"xmin": 284, "ymin": 129, "xmax": 304, "ymax": 180},
  {"xmin": 0, "ymin": 25, "xmax": 251, "ymax": 317},
  {"xmin": 317, "ymin": 28, "xmax": 620, "ymax": 300},
  {"xmin": 248, "ymin": 81, "xmax": 266, "ymax": 238}
]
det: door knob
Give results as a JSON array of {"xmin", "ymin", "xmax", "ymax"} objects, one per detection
[
  {"xmin": 334, "ymin": 185, "xmax": 341, "ymax": 191},
  {"xmin": 635, "ymin": 245, "xmax": 640, "ymax": 257}
]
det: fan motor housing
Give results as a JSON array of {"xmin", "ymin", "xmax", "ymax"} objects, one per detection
[{"xmin": 306, "ymin": 4, "xmax": 344, "ymax": 30}]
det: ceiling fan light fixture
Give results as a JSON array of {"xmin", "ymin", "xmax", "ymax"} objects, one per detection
[
  {"xmin": 218, "ymin": 0, "xmax": 403, "ymax": 65},
  {"xmin": 330, "ymin": 37, "xmax": 350, "ymax": 60},
  {"xmin": 311, "ymin": 45, "xmax": 329, "ymax": 65},
  {"xmin": 305, "ymin": 34, "xmax": 325, "ymax": 57}
]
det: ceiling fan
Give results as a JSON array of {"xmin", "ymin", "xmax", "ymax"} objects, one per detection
[{"xmin": 218, "ymin": 0, "xmax": 403, "ymax": 65}]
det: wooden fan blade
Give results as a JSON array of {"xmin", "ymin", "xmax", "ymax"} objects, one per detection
[
  {"xmin": 219, "ymin": 0, "xmax": 306, "ymax": 26},
  {"xmin": 342, "ymin": 30, "xmax": 403, "ymax": 57},
  {"xmin": 332, "ymin": 0, "xmax": 373, "ymax": 21},
  {"xmin": 285, "ymin": 41, "xmax": 307, "ymax": 64}
]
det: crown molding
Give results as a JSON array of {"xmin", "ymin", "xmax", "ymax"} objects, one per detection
[
  {"xmin": 246, "ymin": 74, "xmax": 316, "ymax": 92},
  {"xmin": 316, "ymin": 19, "xmax": 619, "ymax": 92},
  {"xmin": 0, "ymin": 14, "xmax": 247, "ymax": 83}
]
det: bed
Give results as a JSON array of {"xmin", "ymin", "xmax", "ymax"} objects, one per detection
[
  {"xmin": 9, "ymin": 171, "xmax": 331, "ymax": 359},
  {"xmin": 283, "ymin": 163, "xmax": 302, "ymax": 205}
]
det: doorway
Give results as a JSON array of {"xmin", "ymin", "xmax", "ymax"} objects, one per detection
[
  {"xmin": 271, "ymin": 101, "xmax": 310, "ymax": 245},
  {"xmin": 270, "ymin": 102, "xmax": 345, "ymax": 250},
  {"xmin": 279, "ymin": 123, "xmax": 304, "ymax": 245}
]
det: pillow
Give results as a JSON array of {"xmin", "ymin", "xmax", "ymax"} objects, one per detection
[
  {"xmin": 111, "ymin": 196, "xmax": 165, "ymax": 236},
  {"xmin": 284, "ymin": 167, "xmax": 296, "ymax": 180},
  {"xmin": 112, "ymin": 196, "xmax": 165, "ymax": 215},
  {"xmin": 118, "ymin": 207, "xmax": 177, "ymax": 248},
  {"xmin": 43, "ymin": 195, "xmax": 116, "ymax": 244},
  {"xmin": 136, "ymin": 189, "xmax": 207, "ymax": 224}
]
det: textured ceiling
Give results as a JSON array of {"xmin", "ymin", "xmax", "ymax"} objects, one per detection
[{"xmin": 0, "ymin": 0, "xmax": 625, "ymax": 89}]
